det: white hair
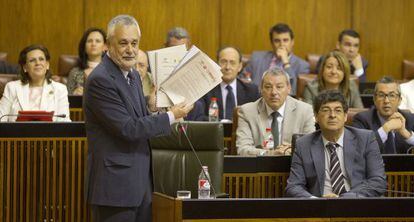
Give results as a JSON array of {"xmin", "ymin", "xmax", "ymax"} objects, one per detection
[
  {"xmin": 261, "ymin": 67, "xmax": 291, "ymax": 85},
  {"xmin": 107, "ymin": 15, "xmax": 141, "ymax": 40}
]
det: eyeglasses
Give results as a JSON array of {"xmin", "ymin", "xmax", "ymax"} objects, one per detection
[{"xmin": 375, "ymin": 92, "xmax": 400, "ymax": 101}]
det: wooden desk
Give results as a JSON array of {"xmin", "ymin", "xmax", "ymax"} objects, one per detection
[
  {"xmin": 1, "ymin": 123, "xmax": 413, "ymax": 221},
  {"xmin": 153, "ymin": 192, "xmax": 414, "ymax": 222},
  {"xmin": 68, "ymin": 95, "xmax": 83, "ymax": 121},
  {"xmin": 0, "ymin": 122, "xmax": 89, "ymax": 222}
]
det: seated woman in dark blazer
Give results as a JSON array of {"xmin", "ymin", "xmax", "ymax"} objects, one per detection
[{"xmin": 303, "ymin": 51, "xmax": 363, "ymax": 108}]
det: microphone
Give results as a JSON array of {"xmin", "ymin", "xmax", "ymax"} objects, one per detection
[
  {"xmin": 177, "ymin": 121, "xmax": 218, "ymax": 199},
  {"xmin": 356, "ymin": 182, "xmax": 414, "ymax": 197},
  {"xmin": 0, "ymin": 113, "xmax": 66, "ymax": 121}
]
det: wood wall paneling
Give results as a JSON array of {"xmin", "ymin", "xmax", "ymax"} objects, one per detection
[
  {"xmin": 220, "ymin": 0, "xmax": 352, "ymax": 59},
  {"xmin": 1, "ymin": 0, "xmax": 414, "ymax": 84},
  {"xmin": 353, "ymin": 0, "xmax": 414, "ymax": 81},
  {"xmin": 84, "ymin": 0, "xmax": 220, "ymax": 58},
  {"xmin": 0, "ymin": 0, "xmax": 83, "ymax": 73}
]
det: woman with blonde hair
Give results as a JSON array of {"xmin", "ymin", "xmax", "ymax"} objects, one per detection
[{"xmin": 303, "ymin": 50, "xmax": 363, "ymax": 108}]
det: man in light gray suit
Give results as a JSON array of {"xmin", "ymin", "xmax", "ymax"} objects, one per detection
[
  {"xmin": 243, "ymin": 23, "xmax": 309, "ymax": 94},
  {"xmin": 236, "ymin": 67, "xmax": 315, "ymax": 156},
  {"xmin": 286, "ymin": 90, "xmax": 386, "ymax": 198}
]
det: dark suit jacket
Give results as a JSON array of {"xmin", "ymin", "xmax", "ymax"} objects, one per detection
[
  {"xmin": 285, "ymin": 126, "xmax": 386, "ymax": 198},
  {"xmin": 352, "ymin": 107, "xmax": 414, "ymax": 154},
  {"xmin": 185, "ymin": 100, "xmax": 205, "ymax": 121},
  {"xmin": 316, "ymin": 55, "xmax": 369, "ymax": 82},
  {"xmin": 84, "ymin": 55, "xmax": 171, "ymax": 207},
  {"xmin": 202, "ymin": 79, "xmax": 260, "ymax": 120}
]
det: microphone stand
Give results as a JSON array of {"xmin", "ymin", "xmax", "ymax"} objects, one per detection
[
  {"xmin": 359, "ymin": 182, "xmax": 414, "ymax": 197},
  {"xmin": 177, "ymin": 121, "xmax": 217, "ymax": 199},
  {"xmin": 406, "ymin": 146, "xmax": 414, "ymax": 154}
]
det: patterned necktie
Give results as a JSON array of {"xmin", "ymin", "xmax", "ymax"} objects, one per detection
[
  {"xmin": 225, "ymin": 85, "xmax": 235, "ymax": 120},
  {"xmin": 326, "ymin": 142, "xmax": 346, "ymax": 195},
  {"xmin": 127, "ymin": 72, "xmax": 134, "ymax": 86},
  {"xmin": 384, "ymin": 132, "xmax": 396, "ymax": 154},
  {"xmin": 271, "ymin": 111, "xmax": 280, "ymax": 149},
  {"xmin": 269, "ymin": 56, "xmax": 277, "ymax": 70}
]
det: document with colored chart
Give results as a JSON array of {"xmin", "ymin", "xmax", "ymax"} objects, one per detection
[
  {"xmin": 149, "ymin": 45, "xmax": 222, "ymax": 107},
  {"xmin": 159, "ymin": 46, "xmax": 223, "ymax": 106},
  {"xmin": 148, "ymin": 44, "xmax": 187, "ymax": 107}
]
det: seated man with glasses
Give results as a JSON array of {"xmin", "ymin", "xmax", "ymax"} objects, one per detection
[
  {"xmin": 286, "ymin": 90, "xmax": 386, "ymax": 198},
  {"xmin": 352, "ymin": 76, "xmax": 414, "ymax": 154}
]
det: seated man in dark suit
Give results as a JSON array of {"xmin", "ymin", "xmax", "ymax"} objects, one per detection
[
  {"xmin": 84, "ymin": 15, "xmax": 193, "ymax": 222},
  {"xmin": 202, "ymin": 46, "xmax": 260, "ymax": 120},
  {"xmin": 316, "ymin": 29, "xmax": 368, "ymax": 82},
  {"xmin": 286, "ymin": 90, "xmax": 386, "ymax": 198},
  {"xmin": 0, "ymin": 60, "xmax": 18, "ymax": 74},
  {"xmin": 352, "ymin": 76, "xmax": 414, "ymax": 154},
  {"xmin": 243, "ymin": 23, "xmax": 310, "ymax": 94}
]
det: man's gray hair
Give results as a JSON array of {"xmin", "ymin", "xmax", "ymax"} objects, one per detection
[
  {"xmin": 261, "ymin": 67, "xmax": 291, "ymax": 85},
  {"xmin": 166, "ymin": 27, "xmax": 190, "ymax": 43},
  {"xmin": 374, "ymin": 76, "xmax": 401, "ymax": 95},
  {"xmin": 107, "ymin": 15, "xmax": 141, "ymax": 40}
]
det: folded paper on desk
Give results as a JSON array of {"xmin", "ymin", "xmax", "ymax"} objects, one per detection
[{"xmin": 148, "ymin": 45, "xmax": 222, "ymax": 107}]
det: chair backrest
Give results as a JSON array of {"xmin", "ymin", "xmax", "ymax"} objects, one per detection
[
  {"xmin": 241, "ymin": 54, "xmax": 251, "ymax": 69},
  {"xmin": 306, "ymin": 54, "xmax": 321, "ymax": 74},
  {"xmin": 229, "ymin": 106, "xmax": 240, "ymax": 155},
  {"xmin": 0, "ymin": 74, "xmax": 19, "ymax": 97},
  {"xmin": 359, "ymin": 82, "xmax": 376, "ymax": 94},
  {"xmin": 402, "ymin": 59, "xmax": 414, "ymax": 81},
  {"xmin": 346, "ymin": 108, "xmax": 368, "ymax": 125},
  {"xmin": 58, "ymin": 54, "xmax": 79, "ymax": 77},
  {"xmin": 150, "ymin": 122, "xmax": 224, "ymax": 197},
  {"xmin": 361, "ymin": 94, "xmax": 374, "ymax": 108},
  {"xmin": 291, "ymin": 133, "xmax": 305, "ymax": 155},
  {"xmin": 55, "ymin": 55, "xmax": 78, "ymax": 85},
  {"xmin": 296, "ymin": 74, "xmax": 317, "ymax": 99},
  {"xmin": 0, "ymin": 52, "xmax": 7, "ymax": 62},
  {"xmin": 296, "ymin": 74, "xmax": 360, "ymax": 100}
]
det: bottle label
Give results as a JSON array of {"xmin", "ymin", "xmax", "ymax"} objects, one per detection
[
  {"xmin": 208, "ymin": 108, "xmax": 218, "ymax": 117},
  {"xmin": 264, "ymin": 139, "xmax": 274, "ymax": 150},
  {"xmin": 199, "ymin": 179, "xmax": 210, "ymax": 189}
]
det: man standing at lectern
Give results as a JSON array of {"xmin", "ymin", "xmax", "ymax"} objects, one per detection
[
  {"xmin": 286, "ymin": 90, "xmax": 386, "ymax": 198},
  {"xmin": 84, "ymin": 15, "xmax": 192, "ymax": 222}
]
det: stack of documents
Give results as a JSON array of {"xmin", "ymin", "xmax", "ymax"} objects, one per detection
[{"xmin": 148, "ymin": 45, "xmax": 223, "ymax": 107}]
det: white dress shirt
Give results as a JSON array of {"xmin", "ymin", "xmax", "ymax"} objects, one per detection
[
  {"xmin": 264, "ymin": 102, "xmax": 286, "ymax": 146},
  {"xmin": 322, "ymin": 132, "xmax": 351, "ymax": 195}
]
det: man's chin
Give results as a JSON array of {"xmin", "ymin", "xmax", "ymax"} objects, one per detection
[{"xmin": 119, "ymin": 61, "xmax": 136, "ymax": 70}]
